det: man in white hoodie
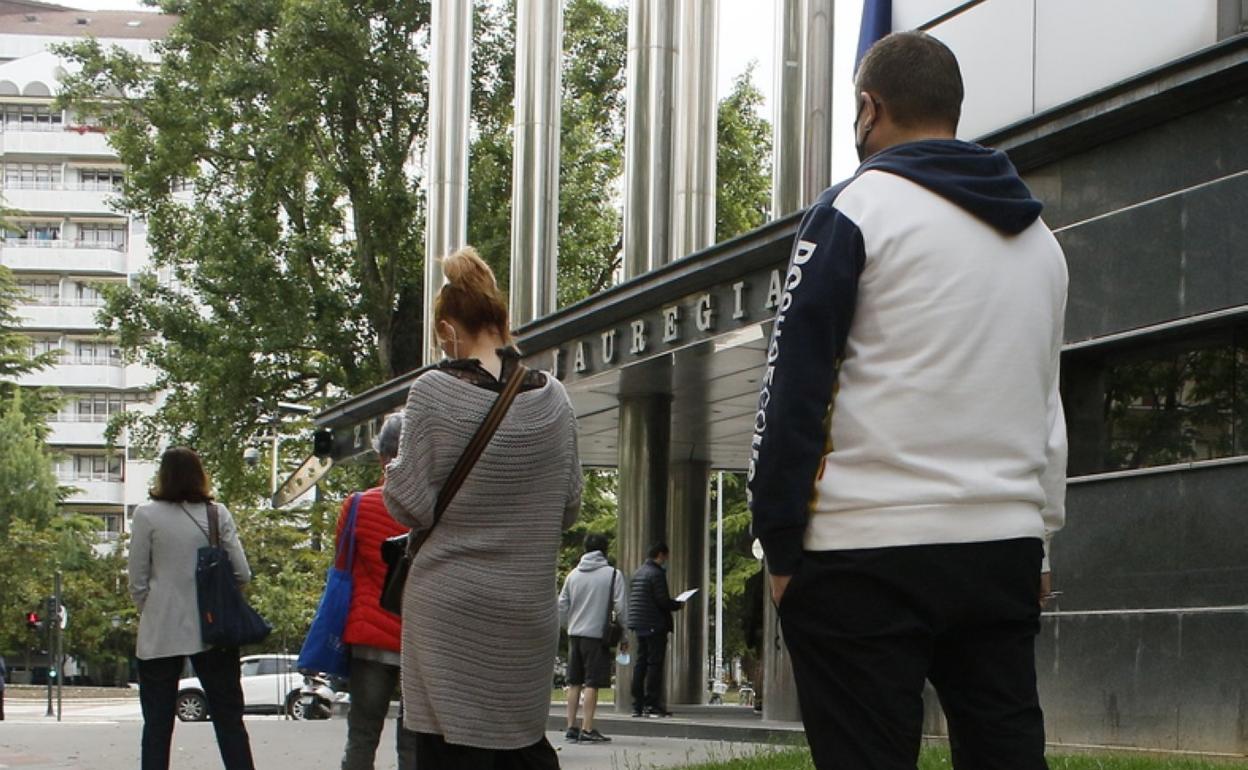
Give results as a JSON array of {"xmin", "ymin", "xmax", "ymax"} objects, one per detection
[
  {"xmin": 749, "ymin": 32, "xmax": 1067, "ymax": 770},
  {"xmin": 557, "ymin": 533, "xmax": 627, "ymax": 743}
]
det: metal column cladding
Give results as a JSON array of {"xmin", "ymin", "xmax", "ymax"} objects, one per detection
[
  {"xmin": 771, "ymin": 0, "xmax": 804, "ymax": 217},
  {"xmin": 802, "ymin": 0, "xmax": 835, "ymax": 203},
  {"xmin": 623, "ymin": 0, "xmax": 679, "ymax": 279},
  {"xmin": 672, "ymin": 0, "xmax": 719, "ymax": 259},
  {"xmin": 510, "ymin": 0, "xmax": 563, "ymax": 327},
  {"xmin": 771, "ymin": 0, "xmax": 836, "ymax": 216},
  {"xmin": 422, "ymin": 0, "xmax": 473, "ymax": 364}
]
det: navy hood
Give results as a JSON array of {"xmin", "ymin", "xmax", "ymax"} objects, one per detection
[{"xmin": 858, "ymin": 139, "xmax": 1042, "ymax": 235}]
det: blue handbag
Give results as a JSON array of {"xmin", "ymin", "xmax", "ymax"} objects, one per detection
[
  {"xmin": 297, "ymin": 493, "xmax": 361, "ymax": 676},
  {"xmin": 188, "ymin": 503, "xmax": 272, "ymax": 649}
]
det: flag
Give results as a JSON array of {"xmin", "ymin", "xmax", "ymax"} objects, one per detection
[{"xmin": 855, "ymin": 0, "xmax": 892, "ymax": 73}]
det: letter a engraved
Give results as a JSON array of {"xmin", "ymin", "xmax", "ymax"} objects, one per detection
[
  {"xmin": 574, "ymin": 341, "xmax": 588, "ymax": 373},
  {"xmin": 764, "ymin": 269, "xmax": 782, "ymax": 310}
]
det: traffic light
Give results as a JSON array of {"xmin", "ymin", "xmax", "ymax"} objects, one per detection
[{"xmin": 26, "ymin": 611, "xmax": 41, "ymax": 631}]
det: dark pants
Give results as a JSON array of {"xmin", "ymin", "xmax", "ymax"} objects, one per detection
[
  {"xmin": 630, "ymin": 632, "xmax": 667, "ymax": 713},
  {"xmin": 414, "ymin": 732, "xmax": 559, "ymax": 769},
  {"xmin": 138, "ymin": 647, "xmax": 255, "ymax": 770},
  {"xmin": 342, "ymin": 657, "xmax": 418, "ymax": 770},
  {"xmin": 779, "ymin": 538, "xmax": 1048, "ymax": 770}
]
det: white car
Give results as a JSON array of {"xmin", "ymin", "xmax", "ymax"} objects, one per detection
[{"xmin": 175, "ymin": 653, "xmax": 305, "ymax": 721}]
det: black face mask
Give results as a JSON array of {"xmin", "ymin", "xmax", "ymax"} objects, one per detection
[{"xmin": 853, "ymin": 95, "xmax": 876, "ymax": 163}]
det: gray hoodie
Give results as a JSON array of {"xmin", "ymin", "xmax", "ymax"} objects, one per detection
[{"xmin": 558, "ymin": 551, "xmax": 627, "ymax": 639}]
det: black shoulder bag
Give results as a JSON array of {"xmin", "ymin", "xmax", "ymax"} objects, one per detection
[
  {"xmin": 379, "ymin": 363, "xmax": 530, "ymax": 615},
  {"xmin": 183, "ymin": 503, "xmax": 272, "ymax": 648}
]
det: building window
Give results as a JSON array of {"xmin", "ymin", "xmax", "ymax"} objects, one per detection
[
  {"xmin": 72, "ymin": 340, "xmax": 121, "ymax": 366},
  {"xmin": 77, "ymin": 169, "xmax": 124, "ymax": 192},
  {"xmin": 16, "ymin": 221, "xmax": 61, "ymax": 243},
  {"xmin": 1063, "ymin": 326, "xmax": 1248, "ymax": 476},
  {"xmin": 76, "ymin": 223, "xmax": 126, "ymax": 249},
  {"xmin": 69, "ymin": 281, "xmax": 107, "ymax": 306},
  {"xmin": 71, "ymin": 392, "xmax": 126, "ymax": 422},
  {"xmin": 2, "ymin": 104, "xmax": 63, "ymax": 131},
  {"xmin": 28, "ymin": 336, "xmax": 61, "ymax": 359},
  {"xmin": 4, "ymin": 162, "xmax": 62, "ymax": 190},
  {"xmin": 58, "ymin": 453, "xmax": 123, "ymax": 482},
  {"xmin": 16, "ymin": 278, "xmax": 59, "ymax": 304}
]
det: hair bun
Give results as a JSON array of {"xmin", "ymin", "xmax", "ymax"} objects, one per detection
[{"xmin": 441, "ymin": 246, "xmax": 497, "ymax": 293}]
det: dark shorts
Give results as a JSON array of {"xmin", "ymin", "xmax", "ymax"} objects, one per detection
[{"xmin": 567, "ymin": 635, "xmax": 611, "ymax": 688}]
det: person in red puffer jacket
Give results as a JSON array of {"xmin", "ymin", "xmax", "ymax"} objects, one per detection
[{"xmin": 338, "ymin": 414, "xmax": 416, "ymax": 770}]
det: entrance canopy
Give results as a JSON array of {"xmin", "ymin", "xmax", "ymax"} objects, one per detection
[{"xmin": 314, "ymin": 211, "xmax": 801, "ymax": 469}]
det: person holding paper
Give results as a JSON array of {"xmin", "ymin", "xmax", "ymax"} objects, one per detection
[{"xmin": 625, "ymin": 542, "xmax": 685, "ymax": 718}]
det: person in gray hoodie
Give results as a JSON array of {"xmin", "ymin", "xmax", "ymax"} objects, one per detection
[{"xmin": 557, "ymin": 533, "xmax": 627, "ymax": 743}]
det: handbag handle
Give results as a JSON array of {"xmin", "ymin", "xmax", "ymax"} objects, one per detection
[
  {"xmin": 338, "ymin": 493, "xmax": 363, "ymax": 573},
  {"xmin": 408, "ymin": 361, "xmax": 530, "ymax": 555}
]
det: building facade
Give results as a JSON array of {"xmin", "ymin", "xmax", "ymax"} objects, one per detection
[{"xmin": 0, "ymin": 4, "xmax": 175, "ymax": 542}]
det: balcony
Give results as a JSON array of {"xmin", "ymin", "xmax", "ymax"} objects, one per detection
[
  {"xmin": 21, "ymin": 361, "xmax": 125, "ymax": 389},
  {"xmin": 59, "ymin": 478, "xmax": 126, "ymax": 506},
  {"xmin": 0, "ymin": 125, "xmax": 114, "ymax": 157},
  {"xmin": 3, "ymin": 184, "xmax": 119, "ymax": 216},
  {"xmin": 47, "ymin": 420, "xmax": 109, "ymax": 446},
  {"xmin": 16, "ymin": 302, "xmax": 105, "ymax": 332},
  {"xmin": 0, "ymin": 240, "xmax": 128, "ymax": 275}
]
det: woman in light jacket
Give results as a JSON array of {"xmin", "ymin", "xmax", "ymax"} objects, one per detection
[
  {"xmin": 384, "ymin": 246, "xmax": 582, "ymax": 769},
  {"xmin": 128, "ymin": 447, "xmax": 256, "ymax": 770}
]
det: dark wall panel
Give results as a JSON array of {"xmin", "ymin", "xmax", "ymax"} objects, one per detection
[
  {"xmin": 1025, "ymin": 96, "xmax": 1248, "ymax": 231},
  {"xmin": 1036, "ymin": 612, "xmax": 1248, "ymax": 753},
  {"xmin": 1058, "ymin": 173, "xmax": 1248, "ymax": 342},
  {"xmin": 1058, "ymin": 463, "xmax": 1248, "ymax": 611}
]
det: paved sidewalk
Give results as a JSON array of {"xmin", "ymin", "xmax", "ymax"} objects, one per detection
[{"xmin": 0, "ymin": 711, "xmax": 785, "ymax": 769}]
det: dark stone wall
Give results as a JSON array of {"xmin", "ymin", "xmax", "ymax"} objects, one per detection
[
  {"xmin": 998, "ymin": 92, "xmax": 1248, "ymax": 754},
  {"xmin": 1024, "ymin": 96, "xmax": 1248, "ymax": 343}
]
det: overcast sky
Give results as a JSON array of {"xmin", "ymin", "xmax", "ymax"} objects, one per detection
[{"xmin": 65, "ymin": 0, "xmax": 865, "ymax": 179}]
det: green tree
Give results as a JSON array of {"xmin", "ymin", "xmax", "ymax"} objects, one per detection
[
  {"xmin": 716, "ymin": 63, "xmax": 773, "ymax": 242},
  {"xmin": 0, "ymin": 390, "xmax": 59, "ymax": 538}
]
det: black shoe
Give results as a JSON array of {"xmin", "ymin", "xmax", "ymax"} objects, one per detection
[
  {"xmin": 645, "ymin": 707, "xmax": 673, "ymax": 718},
  {"xmin": 564, "ymin": 726, "xmax": 581, "ymax": 742},
  {"xmin": 579, "ymin": 728, "xmax": 611, "ymax": 743},
  {"xmin": 631, "ymin": 710, "xmax": 644, "ymax": 718}
]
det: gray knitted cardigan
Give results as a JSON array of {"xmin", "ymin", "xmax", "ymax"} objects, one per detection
[{"xmin": 383, "ymin": 367, "xmax": 581, "ymax": 749}]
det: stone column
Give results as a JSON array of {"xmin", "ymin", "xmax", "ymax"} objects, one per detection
[
  {"xmin": 614, "ymin": 394, "xmax": 671, "ymax": 712},
  {"xmin": 762, "ymin": 569, "xmax": 801, "ymax": 721},
  {"xmin": 665, "ymin": 460, "xmax": 709, "ymax": 705}
]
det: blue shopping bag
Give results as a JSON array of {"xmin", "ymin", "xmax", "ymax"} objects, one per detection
[{"xmin": 297, "ymin": 493, "xmax": 361, "ymax": 676}]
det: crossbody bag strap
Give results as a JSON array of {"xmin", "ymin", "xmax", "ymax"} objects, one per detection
[
  {"xmin": 179, "ymin": 502, "xmax": 211, "ymax": 544},
  {"xmin": 206, "ymin": 503, "xmax": 221, "ymax": 548},
  {"xmin": 408, "ymin": 362, "xmax": 530, "ymax": 555},
  {"xmin": 603, "ymin": 568, "xmax": 618, "ymax": 637}
]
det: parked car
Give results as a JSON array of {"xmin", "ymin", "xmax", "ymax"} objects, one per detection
[{"xmin": 175, "ymin": 654, "xmax": 304, "ymax": 721}]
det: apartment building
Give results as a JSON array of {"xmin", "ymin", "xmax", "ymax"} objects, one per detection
[{"xmin": 0, "ymin": 3, "xmax": 176, "ymax": 541}]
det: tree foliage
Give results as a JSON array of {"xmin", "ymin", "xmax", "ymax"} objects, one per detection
[{"xmin": 716, "ymin": 63, "xmax": 773, "ymax": 242}]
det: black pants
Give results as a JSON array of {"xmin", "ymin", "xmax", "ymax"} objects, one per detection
[
  {"xmin": 779, "ymin": 538, "xmax": 1047, "ymax": 770},
  {"xmin": 630, "ymin": 632, "xmax": 667, "ymax": 713},
  {"xmin": 138, "ymin": 647, "xmax": 255, "ymax": 770},
  {"xmin": 414, "ymin": 732, "xmax": 559, "ymax": 769}
]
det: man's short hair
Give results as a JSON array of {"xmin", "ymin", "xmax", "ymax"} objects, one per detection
[
  {"xmin": 856, "ymin": 31, "xmax": 963, "ymax": 132},
  {"xmin": 648, "ymin": 542, "xmax": 670, "ymax": 560},
  {"xmin": 584, "ymin": 533, "xmax": 609, "ymax": 556}
]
